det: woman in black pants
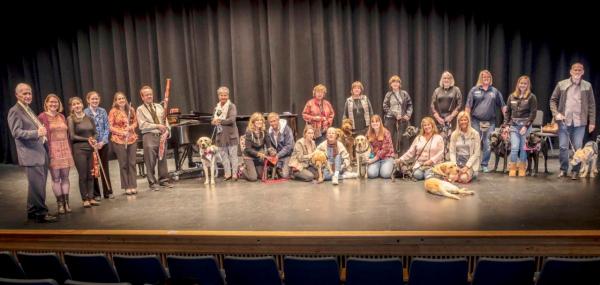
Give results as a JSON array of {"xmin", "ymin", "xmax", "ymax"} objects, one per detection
[{"xmin": 68, "ymin": 97, "xmax": 99, "ymax": 208}]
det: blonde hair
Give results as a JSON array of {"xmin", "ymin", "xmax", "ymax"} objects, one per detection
[
  {"xmin": 439, "ymin": 71, "xmax": 455, "ymax": 88},
  {"xmin": 303, "ymin": 125, "xmax": 315, "ymax": 138},
  {"xmin": 511, "ymin": 75, "xmax": 532, "ymax": 99},
  {"xmin": 68, "ymin": 97, "xmax": 84, "ymax": 116},
  {"xmin": 367, "ymin": 114, "xmax": 386, "ymax": 142},
  {"xmin": 112, "ymin": 91, "xmax": 129, "ymax": 109},
  {"xmin": 350, "ymin": 81, "xmax": 364, "ymax": 94},
  {"xmin": 388, "ymin": 75, "xmax": 401, "ymax": 85},
  {"xmin": 313, "ymin": 84, "xmax": 327, "ymax": 97},
  {"xmin": 476, "ymin": 70, "xmax": 493, "ymax": 86},
  {"xmin": 419, "ymin": 117, "xmax": 439, "ymax": 136},
  {"xmin": 44, "ymin": 94, "xmax": 64, "ymax": 113},
  {"xmin": 247, "ymin": 112, "xmax": 265, "ymax": 132},
  {"xmin": 86, "ymin": 91, "xmax": 99, "ymax": 102},
  {"xmin": 217, "ymin": 86, "xmax": 230, "ymax": 95},
  {"xmin": 450, "ymin": 111, "xmax": 476, "ymax": 141}
]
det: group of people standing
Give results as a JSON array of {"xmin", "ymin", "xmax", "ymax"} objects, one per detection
[
  {"xmin": 7, "ymin": 63, "xmax": 595, "ymax": 223},
  {"xmin": 8, "ymin": 84, "xmax": 172, "ymax": 223}
]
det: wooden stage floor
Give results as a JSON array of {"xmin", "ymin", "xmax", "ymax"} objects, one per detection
[{"xmin": 1, "ymin": 158, "xmax": 599, "ymax": 232}]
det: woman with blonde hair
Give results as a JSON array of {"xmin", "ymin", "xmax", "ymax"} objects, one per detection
[
  {"xmin": 38, "ymin": 94, "xmax": 74, "ymax": 214},
  {"xmin": 302, "ymin": 84, "xmax": 335, "ymax": 145},
  {"xmin": 397, "ymin": 117, "xmax": 445, "ymax": 180},
  {"xmin": 503, "ymin": 75, "xmax": 537, "ymax": 177},
  {"xmin": 383, "ymin": 75, "xmax": 413, "ymax": 154},
  {"xmin": 316, "ymin": 127, "xmax": 352, "ymax": 185},
  {"xmin": 343, "ymin": 81, "xmax": 373, "ymax": 135},
  {"xmin": 108, "ymin": 92, "xmax": 138, "ymax": 195},
  {"xmin": 243, "ymin": 112, "xmax": 269, "ymax": 181},
  {"xmin": 366, "ymin": 115, "xmax": 395, "ymax": 178},
  {"xmin": 289, "ymin": 125, "xmax": 318, "ymax": 181},
  {"xmin": 465, "ymin": 70, "xmax": 507, "ymax": 172},
  {"xmin": 448, "ymin": 112, "xmax": 481, "ymax": 183},
  {"xmin": 431, "ymin": 71, "xmax": 462, "ymax": 141}
]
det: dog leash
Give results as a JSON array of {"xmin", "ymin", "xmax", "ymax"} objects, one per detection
[{"xmin": 559, "ymin": 121, "xmax": 577, "ymax": 153}]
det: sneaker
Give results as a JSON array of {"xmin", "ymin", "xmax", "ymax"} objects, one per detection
[
  {"xmin": 557, "ymin": 171, "xmax": 568, "ymax": 178},
  {"xmin": 125, "ymin": 189, "xmax": 132, "ymax": 195},
  {"xmin": 89, "ymin": 199, "xmax": 101, "ymax": 206},
  {"xmin": 481, "ymin": 166, "xmax": 490, "ymax": 173},
  {"xmin": 94, "ymin": 196, "xmax": 101, "ymax": 201},
  {"xmin": 332, "ymin": 175, "xmax": 339, "ymax": 185},
  {"xmin": 150, "ymin": 184, "xmax": 160, "ymax": 191},
  {"xmin": 160, "ymin": 182, "xmax": 174, "ymax": 188},
  {"xmin": 106, "ymin": 194, "xmax": 115, "ymax": 199}
]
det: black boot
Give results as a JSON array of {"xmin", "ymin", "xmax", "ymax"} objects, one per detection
[
  {"xmin": 56, "ymin": 195, "xmax": 65, "ymax": 214},
  {"xmin": 64, "ymin": 194, "xmax": 72, "ymax": 213}
]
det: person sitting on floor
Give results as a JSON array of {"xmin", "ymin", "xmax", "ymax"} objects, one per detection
[
  {"xmin": 317, "ymin": 127, "xmax": 352, "ymax": 185},
  {"xmin": 266, "ymin": 112, "xmax": 294, "ymax": 179}
]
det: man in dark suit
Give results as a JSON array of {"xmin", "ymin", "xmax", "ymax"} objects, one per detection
[{"xmin": 7, "ymin": 83, "xmax": 57, "ymax": 223}]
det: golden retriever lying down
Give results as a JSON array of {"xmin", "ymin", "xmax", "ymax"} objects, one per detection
[
  {"xmin": 430, "ymin": 161, "xmax": 459, "ymax": 182},
  {"xmin": 424, "ymin": 177, "xmax": 475, "ymax": 200}
]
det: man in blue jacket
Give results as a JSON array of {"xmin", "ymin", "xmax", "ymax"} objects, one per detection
[{"xmin": 267, "ymin": 112, "xmax": 294, "ymax": 179}]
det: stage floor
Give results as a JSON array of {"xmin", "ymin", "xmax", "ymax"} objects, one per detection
[{"xmin": 1, "ymin": 158, "xmax": 599, "ymax": 231}]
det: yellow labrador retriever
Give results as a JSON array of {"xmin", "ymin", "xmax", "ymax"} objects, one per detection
[
  {"xmin": 424, "ymin": 177, "xmax": 475, "ymax": 200},
  {"xmin": 570, "ymin": 141, "xmax": 598, "ymax": 178},
  {"xmin": 196, "ymin": 136, "xmax": 220, "ymax": 185},
  {"xmin": 354, "ymin": 135, "xmax": 372, "ymax": 178}
]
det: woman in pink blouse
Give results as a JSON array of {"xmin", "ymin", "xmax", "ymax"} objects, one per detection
[
  {"xmin": 108, "ymin": 92, "xmax": 138, "ymax": 195},
  {"xmin": 397, "ymin": 117, "xmax": 445, "ymax": 180},
  {"xmin": 38, "ymin": 94, "xmax": 74, "ymax": 214},
  {"xmin": 366, "ymin": 115, "xmax": 395, "ymax": 178}
]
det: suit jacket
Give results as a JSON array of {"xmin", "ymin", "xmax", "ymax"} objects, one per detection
[{"xmin": 7, "ymin": 103, "xmax": 48, "ymax": 166}]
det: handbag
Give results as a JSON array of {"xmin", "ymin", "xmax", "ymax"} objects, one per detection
[{"xmin": 542, "ymin": 120, "xmax": 558, "ymax": 134}]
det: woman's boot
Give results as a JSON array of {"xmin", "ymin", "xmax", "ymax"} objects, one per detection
[
  {"xmin": 64, "ymin": 194, "xmax": 72, "ymax": 213},
  {"xmin": 508, "ymin": 162, "xmax": 517, "ymax": 177},
  {"xmin": 56, "ymin": 195, "xmax": 65, "ymax": 214}
]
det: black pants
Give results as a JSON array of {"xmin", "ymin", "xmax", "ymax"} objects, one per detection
[
  {"xmin": 112, "ymin": 141, "xmax": 137, "ymax": 189},
  {"xmin": 25, "ymin": 157, "xmax": 49, "ymax": 217},
  {"xmin": 384, "ymin": 116, "xmax": 408, "ymax": 155},
  {"xmin": 73, "ymin": 143, "xmax": 94, "ymax": 201},
  {"xmin": 93, "ymin": 144, "xmax": 112, "ymax": 198}
]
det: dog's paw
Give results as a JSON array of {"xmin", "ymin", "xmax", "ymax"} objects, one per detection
[
  {"xmin": 204, "ymin": 180, "xmax": 210, "ymax": 185},
  {"xmin": 210, "ymin": 179, "xmax": 216, "ymax": 185}
]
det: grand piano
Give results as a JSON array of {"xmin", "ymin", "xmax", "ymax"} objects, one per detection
[{"xmin": 169, "ymin": 112, "xmax": 298, "ymax": 180}]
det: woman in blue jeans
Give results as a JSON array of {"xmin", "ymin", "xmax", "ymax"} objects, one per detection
[
  {"xmin": 316, "ymin": 127, "xmax": 351, "ymax": 185},
  {"xmin": 366, "ymin": 115, "xmax": 395, "ymax": 178},
  {"xmin": 503, "ymin": 75, "xmax": 537, "ymax": 177}
]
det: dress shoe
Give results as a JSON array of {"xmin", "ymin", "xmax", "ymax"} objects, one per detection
[
  {"xmin": 106, "ymin": 194, "xmax": 115, "ymax": 199},
  {"xmin": 35, "ymin": 214, "xmax": 58, "ymax": 223},
  {"xmin": 571, "ymin": 172, "xmax": 579, "ymax": 180},
  {"xmin": 557, "ymin": 171, "xmax": 567, "ymax": 178},
  {"xmin": 94, "ymin": 196, "xmax": 101, "ymax": 202},
  {"xmin": 150, "ymin": 184, "xmax": 160, "ymax": 191},
  {"xmin": 89, "ymin": 199, "xmax": 101, "ymax": 206},
  {"xmin": 160, "ymin": 182, "xmax": 174, "ymax": 188}
]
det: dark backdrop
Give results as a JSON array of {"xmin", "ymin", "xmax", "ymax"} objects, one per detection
[{"xmin": 1, "ymin": 0, "xmax": 598, "ymax": 163}]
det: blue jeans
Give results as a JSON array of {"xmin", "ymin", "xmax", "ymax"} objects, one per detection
[
  {"xmin": 471, "ymin": 117, "xmax": 495, "ymax": 168},
  {"xmin": 323, "ymin": 154, "xmax": 343, "ymax": 180},
  {"xmin": 413, "ymin": 167, "xmax": 433, "ymax": 180},
  {"xmin": 558, "ymin": 123, "xmax": 585, "ymax": 173},
  {"xmin": 367, "ymin": 158, "xmax": 394, "ymax": 179},
  {"xmin": 509, "ymin": 122, "xmax": 531, "ymax": 163}
]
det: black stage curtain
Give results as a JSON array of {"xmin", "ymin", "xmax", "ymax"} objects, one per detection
[{"xmin": 1, "ymin": 0, "xmax": 599, "ymax": 163}]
